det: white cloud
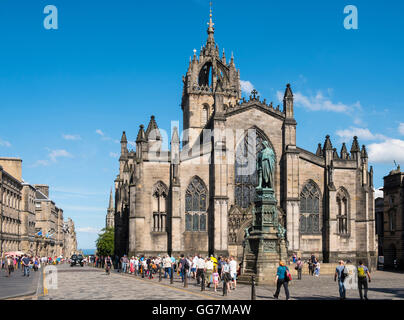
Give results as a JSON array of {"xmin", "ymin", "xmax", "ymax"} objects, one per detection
[
  {"xmin": 49, "ymin": 149, "xmax": 73, "ymax": 162},
  {"xmin": 277, "ymin": 90, "xmax": 361, "ymax": 114},
  {"xmin": 374, "ymin": 187, "xmax": 383, "ymax": 199},
  {"xmin": 30, "ymin": 160, "xmax": 50, "ymax": 167},
  {"xmin": 336, "ymin": 127, "xmax": 387, "ymax": 141},
  {"xmin": 240, "ymin": 80, "xmax": 254, "ymax": 95},
  {"xmin": 76, "ymin": 227, "xmax": 101, "ymax": 234},
  {"xmin": 109, "ymin": 152, "xmax": 119, "ymax": 158},
  {"xmin": 0, "ymin": 138, "xmax": 11, "ymax": 147},
  {"xmin": 96, "ymin": 129, "xmax": 119, "ymax": 144},
  {"xmin": 368, "ymin": 139, "xmax": 404, "ymax": 164},
  {"xmin": 62, "ymin": 134, "xmax": 81, "ymax": 141},
  {"xmin": 399, "ymin": 123, "xmax": 404, "ymax": 135}
]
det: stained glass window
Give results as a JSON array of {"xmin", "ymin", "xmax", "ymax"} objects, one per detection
[
  {"xmin": 299, "ymin": 182, "xmax": 321, "ymax": 234},
  {"xmin": 235, "ymin": 129, "xmax": 267, "ymax": 208},
  {"xmin": 185, "ymin": 177, "xmax": 207, "ymax": 232},
  {"xmin": 185, "ymin": 214, "xmax": 192, "ymax": 231},
  {"xmin": 152, "ymin": 182, "xmax": 167, "ymax": 232},
  {"xmin": 336, "ymin": 189, "xmax": 349, "ymax": 235}
]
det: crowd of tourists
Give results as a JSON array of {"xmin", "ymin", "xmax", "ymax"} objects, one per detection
[
  {"xmin": 0, "ymin": 254, "xmax": 64, "ymax": 277},
  {"xmin": 91, "ymin": 253, "xmax": 240, "ymax": 295}
]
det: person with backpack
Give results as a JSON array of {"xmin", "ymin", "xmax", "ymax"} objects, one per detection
[
  {"xmin": 179, "ymin": 254, "xmax": 189, "ymax": 283},
  {"xmin": 357, "ymin": 260, "xmax": 371, "ymax": 300},
  {"xmin": 295, "ymin": 257, "xmax": 303, "ymax": 280},
  {"xmin": 273, "ymin": 261, "xmax": 290, "ymax": 300},
  {"xmin": 334, "ymin": 260, "xmax": 347, "ymax": 300}
]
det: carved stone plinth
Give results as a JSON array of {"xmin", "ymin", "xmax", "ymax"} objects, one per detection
[{"xmin": 239, "ymin": 188, "xmax": 288, "ymax": 286}]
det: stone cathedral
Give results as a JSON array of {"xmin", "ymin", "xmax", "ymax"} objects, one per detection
[{"xmin": 112, "ymin": 12, "xmax": 377, "ymax": 267}]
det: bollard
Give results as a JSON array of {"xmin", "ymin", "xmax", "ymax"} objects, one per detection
[
  {"xmin": 184, "ymin": 271, "xmax": 188, "ymax": 288},
  {"xmin": 159, "ymin": 265, "xmax": 162, "ymax": 282},
  {"xmin": 251, "ymin": 275, "xmax": 256, "ymax": 300},
  {"xmin": 170, "ymin": 266, "xmax": 174, "ymax": 284},
  {"xmin": 223, "ymin": 274, "xmax": 228, "ymax": 296}
]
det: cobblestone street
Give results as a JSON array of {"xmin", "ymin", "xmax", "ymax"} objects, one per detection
[{"xmin": 37, "ymin": 264, "xmax": 404, "ymax": 300}]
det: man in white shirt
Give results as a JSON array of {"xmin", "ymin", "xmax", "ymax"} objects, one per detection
[
  {"xmin": 229, "ymin": 256, "xmax": 238, "ymax": 290},
  {"xmin": 196, "ymin": 255, "xmax": 205, "ymax": 285},
  {"xmin": 191, "ymin": 255, "xmax": 198, "ymax": 279}
]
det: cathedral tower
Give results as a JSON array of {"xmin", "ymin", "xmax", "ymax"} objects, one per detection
[{"xmin": 181, "ymin": 6, "xmax": 241, "ymax": 147}]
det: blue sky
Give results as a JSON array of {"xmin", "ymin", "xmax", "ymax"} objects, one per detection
[{"xmin": 0, "ymin": 0, "xmax": 403, "ymax": 249}]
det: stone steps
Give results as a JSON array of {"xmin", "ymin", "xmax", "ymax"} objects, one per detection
[{"xmin": 289, "ymin": 263, "xmax": 339, "ymax": 275}]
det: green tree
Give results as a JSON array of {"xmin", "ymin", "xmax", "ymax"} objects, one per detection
[{"xmin": 95, "ymin": 227, "xmax": 114, "ymax": 256}]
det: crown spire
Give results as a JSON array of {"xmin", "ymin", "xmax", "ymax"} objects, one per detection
[{"xmin": 206, "ymin": 2, "xmax": 215, "ymax": 48}]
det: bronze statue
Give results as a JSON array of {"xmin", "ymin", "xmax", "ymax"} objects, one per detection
[{"xmin": 257, "ymin": 140, "xmax": 275, "ymax": 189}]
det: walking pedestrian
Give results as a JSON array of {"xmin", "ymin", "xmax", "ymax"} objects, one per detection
[
  {"xmin": 314, "ymin": 258, "xmax": 320, "ymax": 277},
  {"xmin": 105, "ymin": 255, "xmax": 112, "ymax": 275},
  {"xmin": 22, "ymin": 255, "xmax": 30, "ymax": 277},
  {"xmin": 6, "ymin": 256, "xmax": 14, "ymax": 277},
  {"xmin": 196, "ymin": 255, "xmax": 205, "ymax": 285},
  {"xmin": 213, "ymin": 267, "xmax": 219, "ymax": 292},
  {"xmin": 357, "ymin": 260, "xmax": 371, "ymax": 300},
  {"xmin": 130, "ymin": 256, "xmax": 135, "ymax": 274},
  {"xmin": 334, "ymin": 260, "xmax": 347, "ymax": 300},
  {"xmin": 229, "ymin": 256, "xmax": 237, "ymax": 290},
  {"xmin": 221, "ymin": 258, "xmax": 231, "ymax": 296},
  {"xmin": 273, "ymin": 261, "xmax": 290, "ymax": 300},
  {"xmin": 296, "ymin": 257, "xmax": 303, "ymax": 280},
  {"xmin": 205, "ymin": 257, "xmax": 214, "ymax": 288}
]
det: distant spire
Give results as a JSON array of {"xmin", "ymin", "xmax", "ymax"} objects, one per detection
[{"xmin": 108, "ymin": 188, "xmax": 113, "ymax": 209}]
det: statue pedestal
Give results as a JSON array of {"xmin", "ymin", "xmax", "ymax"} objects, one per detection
[{"xmin": 239, "ymin": 188, "xmax": 288, "ymax": 286}]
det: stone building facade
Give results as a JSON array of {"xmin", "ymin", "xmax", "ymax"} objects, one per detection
[
  {"xmin": 20, "ymin": 182, "xmax": 36, "ymax": 253},
  {"xmin": 381, "ymin": 166, "xmax": 403, "ymax": 269},
  {"xmin": 0, "ymin": 158, "xmax": 23, "ymax": 254},
  {"xmin": 0, "ymin": 157, "xmax": 78, "ymax": 257},
  {"xmin": 113, "ymin": 13, "xmax": 376, "ymax": 267}
]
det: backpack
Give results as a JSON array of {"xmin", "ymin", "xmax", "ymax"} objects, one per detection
[{"xmin": 358, "ymin": 266, "xmax": 366, "ymax": 278}]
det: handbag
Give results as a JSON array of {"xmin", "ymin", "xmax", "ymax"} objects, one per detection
[{"xmin": 285, "ymin": 268, "xmax": 292, "ymax": 282}]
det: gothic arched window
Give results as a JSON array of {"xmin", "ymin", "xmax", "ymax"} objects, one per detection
[
  {"xmin": 152, "ymin": 181, "xmax": 168, "ymax": 232},
  {"xmin": 389, "ymin": 209, "xmax": 396, "ymax": 232},
  {"xmin": 336, "ymin": 188, "xmax": 349, "ymax": 235},
  {"xmin": 201, "ymin": 104, "xmax": 209, "ymax": 126},
  {"xmin": 185, "ymin": 176, "xmax": 207, "ymax": 232},
  {"xmin": 299, "ymin": 181, "xmax": 321, "ymax": 234},
  {"xmin": 235, "ymin": 129, "xmax": 267, "ymax": 208}
]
